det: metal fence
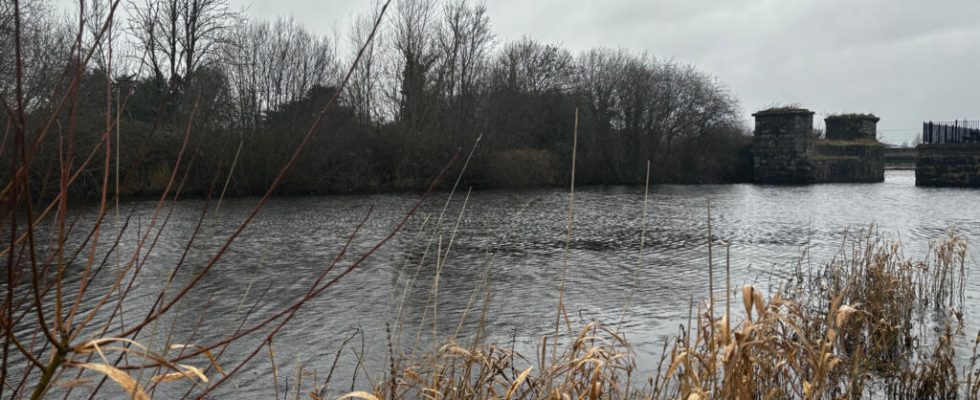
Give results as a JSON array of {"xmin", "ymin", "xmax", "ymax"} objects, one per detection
[{"xmin": 922, "ymin": 120, "xmax": 980, "ymax": 144}]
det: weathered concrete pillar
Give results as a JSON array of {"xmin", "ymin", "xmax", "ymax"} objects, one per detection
[
  {"xmin": 752, "ymin": 108, "xmax": 815, "ymax": 184},
  {"xmin": 825, "ymin": 114, "xmax": 879, "ymax": 141},
  {"xmin": 916, "ymin": 144, "xmax": 980, "ymax": 187}
]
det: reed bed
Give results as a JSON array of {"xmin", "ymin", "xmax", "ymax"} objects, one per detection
[{"xmin": 340, "ymin": 229, "xmax": 979, "ymax": 400}]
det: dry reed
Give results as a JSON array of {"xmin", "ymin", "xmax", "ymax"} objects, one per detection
[
  {"xmin": 5, "ymin": 1, "xmax": 980, "ymax": 399},
  {"xmin": 341, "ymin": 228, "xmax": 979, "ymax": 400}
]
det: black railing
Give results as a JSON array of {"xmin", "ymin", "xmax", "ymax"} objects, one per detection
[{"xmin": 922, "ymin": 120, "xmax": 980, "ymax": 144}]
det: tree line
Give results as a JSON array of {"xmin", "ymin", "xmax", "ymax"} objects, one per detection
[{"xmin": 1, "ymin": 0, "xmax": 752, "ymax": 198}]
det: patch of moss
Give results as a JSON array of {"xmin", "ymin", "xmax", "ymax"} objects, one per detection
[
  {"xmin": 826, "ymin": 113, "xmax": 879, "ymax": 120},
  {"xmin": 754, "ymin": 106, "xmax": 812, "ymax": 116}
]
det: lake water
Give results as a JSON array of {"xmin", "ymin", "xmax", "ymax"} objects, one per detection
[{"xmin": 21, "ymin": 170, "xmax": 980, "ymax": 398}]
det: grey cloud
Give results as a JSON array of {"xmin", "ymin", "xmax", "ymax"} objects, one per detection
[{"xmin": 65, "ymin": 0, "xmax": 980, "ymax": 143}]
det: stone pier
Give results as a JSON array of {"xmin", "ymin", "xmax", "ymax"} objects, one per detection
[
  {"xmin": 752, "ymin": 108, "xmax": 885, "ymax": 184},
  {"xmin": 915, "ymin": 144, "xmax": 980, "ymax": 187},
  {"xmin": 752, "ymin": 108, "xmax": 816, "ymax": 184}
]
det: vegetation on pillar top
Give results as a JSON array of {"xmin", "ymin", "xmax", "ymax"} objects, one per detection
[
  {"xmin": 752, "ymin": 106, "xmax": 814, "ymax": 117},
  {"xmin": 826, "ymin": 113, "xmax": 880, "ymax": 122}
]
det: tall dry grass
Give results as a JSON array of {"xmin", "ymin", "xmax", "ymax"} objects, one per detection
[
  {"xmin": 4, "ymin": 1, "xmax": 980, "ymax": 400},
  {"xmin": 341, "ymin": 229, "xmax": 977, "ymax": 400},
  {"xmin": 1, "ymin": 1, "xmax": 418, "ymax": 398}
]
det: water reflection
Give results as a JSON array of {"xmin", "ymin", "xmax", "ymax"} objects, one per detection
[{"xmin": 18, "ymin": 170, "xmax": 980, "ymax": 398}]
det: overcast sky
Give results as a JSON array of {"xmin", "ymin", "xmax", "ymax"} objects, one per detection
[
  {"xmin": 225, "ymin": 0, "xmax": 980, "ymax": 145},
  {"xmin": 57, "ymin": 0, "xmax": 980, "ymax": 144}
]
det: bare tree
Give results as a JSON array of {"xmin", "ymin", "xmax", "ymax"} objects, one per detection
[
  {"xmin": 0, "ymin": 1, "xmax": 72, "ymax": 110},
  {"xmin": 493, "ymin": 37, "xmax": 573, "ymax": 94},
  {"xmin": 615, "ymin": 52, "xmax": 657, "ymax": 137},
  {"xmin": 576, "ymin": 48, "xmax": 625, "ymax": 134},
  {"xmin": 223, "ymin": 17, "xmax": 336, "ymax": 120},
  {"xmin": 432, "ymin": 0, "xmax": 493, "ymax": 142},
  {"xmin": 434, "ymin": 0, "xmax": 492, "ymax": 103},
  {"xmin": 390, "ymin": 0, "xmax": 439, "ymax": 129},
  {"xmin": 345, "ymin": 4, "xmax": 385, "ymax": 124},
  {"xmin": 83, "ymin": 0, "xmax": 120, "ymax": 72},
  {"xmin": 222, "ymin": 18, "xmax": 261, "ymax": 131},
  {"xmin": 128, "ymin": 0, "xmax": 236, "ymax": 87},
  {"xmin": 0, "ymin": 1, "xmax": 14, "ymax": 77}
]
